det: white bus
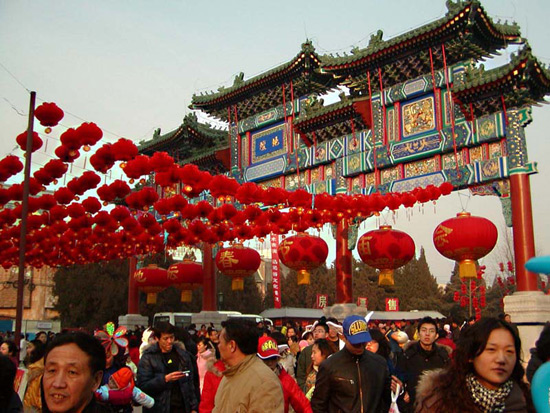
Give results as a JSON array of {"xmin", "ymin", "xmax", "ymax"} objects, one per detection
[{"xmin": 152, "ymin": 311, "xmax": 272, "ymax": 330}]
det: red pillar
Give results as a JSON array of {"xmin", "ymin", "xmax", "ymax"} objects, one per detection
[
  {"xmin": 336, "ymin": 220, "xmax": 353, "ymax": 303},
  {"xmin": 202, "ymin": 243, "xmax": 217, "ymax": 311},
  {"xmin": 127, "ymin": 256, "xmax": 139, "ymax": 313},
  {"xmin": 510, "ymin": 173, "xmax": 538, "ymax": 291}
]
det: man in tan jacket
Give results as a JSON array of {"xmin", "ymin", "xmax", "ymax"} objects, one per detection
[{"xmin": 213, "ymin": 318, "xmax": 283, "ymax": 413}]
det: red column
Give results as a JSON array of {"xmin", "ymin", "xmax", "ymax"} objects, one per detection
[
  {"xmin": 202, "ymin": 243, "xmax": 217, "ymax": 311},
  {"xmin": 336, "ymin": 221, "xmax": 353, "ymax": 303},
  {"xmin": 510, "ymin": 173, "xmax": 538, "ymax": 291},
  {"xmin": 127, "ymin": 256, "xmax": 139, "ymax": 313}
]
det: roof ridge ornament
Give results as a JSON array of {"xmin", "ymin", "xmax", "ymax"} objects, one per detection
[{"xmin": 368, "ymin": 30, "xmax": 384, "ymax": 49}]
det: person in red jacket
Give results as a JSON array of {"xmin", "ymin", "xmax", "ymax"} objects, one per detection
[
  {"xmin": 257, "ymin": 336, "xmax": 312, "ymax": 413},
  {"xmin": 198, "ymin": 359, "xmax": 225, "ymax": 413}
]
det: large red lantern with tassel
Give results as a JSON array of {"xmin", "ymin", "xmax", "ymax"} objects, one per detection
[
  {"xmin": 34, "ymin": 102, "xmax": 64, "ymax": 133},
  {"xmin": 133, "ymin": 264, "xmax": 169, "ymax": 304},
  {"xmin": 278, "ymin": 233, "xmax": 328, "ymax": 285},
  {"xmin": 433, "ymin": 212, "xmax": 497, "ymax": 279},
  {"xmin": 215, "ymin": 244, "xmax": 261, "ymax": 290},
  {"xmin": 357, "ymin": 225, "xmax": 415, "ymax": 286},
  {"xmin": 167, "ymin": 259, "xmax": 203, "ymax": 302}
]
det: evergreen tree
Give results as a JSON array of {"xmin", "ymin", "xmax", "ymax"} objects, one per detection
[
  {"xmin": 218, "ymin": 270, "xmax": 264, "ymax": 314},
  {"xmin": 54, "ymin": 259, "xmax": 129, "ymax": 330}
]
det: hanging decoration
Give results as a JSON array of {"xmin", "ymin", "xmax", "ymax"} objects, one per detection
[
  {"xmin": 433, "ymin": 212, "xmax": 498, "ymax": 279},
  {"xmin": 277, "ymin": 233, "xmax": 328, "ymax": 285},
  {"xmin": 215, "ymin": 244, "xmax": 261, "ymax": 290},
  {"xmin": 133, "ymin": 264, "xmax": 169, "ymax": 304},
  {"xmin": 167, "ymin": 258, "xmax": 203, "ymax": 302},
  {"xmin": 357, "ymin": 225, "xmax": 415, "ymax": 286},
  {"xmin": 34, "ymin": 102, "xmax": 64, "ymax": 133}
]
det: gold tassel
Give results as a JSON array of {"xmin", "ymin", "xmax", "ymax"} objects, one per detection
[
  {"xmin": 459, "ymin": 259, "xmax": 477, "ymax": 279},
  {"xmin": 231, "ymin": 277, "xmax": 244, "ymax": 291},
  {"xmin": 180, "ymin": 290, "xmax": 192, "ymax": 303},
  {"xmin": 378, "ymin": 269, "xmax": 395, "ymax": 286},
  {"xmin": 297, "ymin": 269, "xmax": 310, "ymax": 285}
]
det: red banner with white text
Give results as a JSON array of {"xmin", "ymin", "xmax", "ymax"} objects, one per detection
[{"xmin": 271, "ymin": 234, "xmax": 281, "ymax": 308}]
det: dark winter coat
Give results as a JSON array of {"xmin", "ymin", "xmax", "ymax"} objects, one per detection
[
  {"xmin": 396, "ymin": 341, "xmax": 450, "ymax": 410},
  {"xmin": 137, "ymin": 342, "xmax": 199, "ymax": 413},
  {"xmin": 311, "ymin": 347, "xmax": 391, "ymax": 413}
]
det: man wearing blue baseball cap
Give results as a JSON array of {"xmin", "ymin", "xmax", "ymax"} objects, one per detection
[{"xmin": 310, "ymin": 315, "xmax": 392, "ymax": 412}]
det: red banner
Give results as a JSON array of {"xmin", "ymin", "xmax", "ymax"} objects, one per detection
[
  {"xmin": 385, "ymin": 298, "xmax": 399, "ymax": 311},
  {"xmin": 316, "ymin": 294, "xmax": 328, "ymax": 309},
  {"xmin": 357, "ymin": 297, "xmax": 368, "ymax": 309},
  {"xmin": 271, "ymin": 233, "xmax": 281, "ymax": 309}
]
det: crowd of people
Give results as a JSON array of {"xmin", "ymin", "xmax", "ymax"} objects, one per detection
[{"xmin": 0, "ymin": 313, "xmax": 548, "ymax": 413}]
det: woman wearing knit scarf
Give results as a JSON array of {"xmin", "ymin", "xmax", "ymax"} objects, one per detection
[{"xmin": 415, "ymin": 318, "xmax": 534, "ymax": 412}]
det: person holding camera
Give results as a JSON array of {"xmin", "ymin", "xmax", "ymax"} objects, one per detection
[{"xmin": 137, "ymin": 322, "xmax": 198, "ymax": 413}]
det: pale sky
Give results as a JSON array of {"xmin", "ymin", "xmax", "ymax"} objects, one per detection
[{"xmin": 1, "ymin": 0, "xmax": 549, "ymax": 284}]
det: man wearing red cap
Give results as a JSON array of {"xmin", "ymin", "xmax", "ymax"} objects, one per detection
[
  {"xmin": 311, "ymin": 315, "xmax": 392, "ymax": 412},
  {"xmin": 257, "ymin": 336, "xmax": 312, "ymax": 413},
  {"xmin": 213, "ymin": 318, "xmax": 283, "ymax": 413}
]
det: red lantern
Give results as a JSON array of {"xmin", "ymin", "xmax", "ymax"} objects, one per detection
[
  {"xmin": 168, "ymin": 259, "xmax": 203, "ymax": 302},
  {"xmin": 357, "ymin": 225, "xmax": 415, "ymax": 286},
  {"xmin": 133, "ymin": 264, "xmax": 169, "ymax": 304},
  {"xmin": 433, "ymin": 212, "xmax": 497, "ymax": 279},
  {"xmin": 35, "ymin": 102, "xmax": 64, "ymax": 132},
  {"xmin": 278, "ymin": 233, "xmax": 328, "ymax": 285},
  {"xmin": 215, "ymin": 244, "xmax": 261, "ymax": 290}
]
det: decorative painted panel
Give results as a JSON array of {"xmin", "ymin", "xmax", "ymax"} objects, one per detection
[
  {"xmin": 351, "ymin": 175, "xmax": 363, "ymax": 193},
  {"xmin": 488, "ymin": 141, "xmax": 504, "ymax": 159},
  {"xmin": 310, "ymin": 166, "xmax": 323, "ymax": 183},
  {"xmin": 404, "ymin": 158, "xmax": 437, "ymax": 178},
  {"xmin": 442, "ymin": 152, "xmax": 466, "ymax": 169},
  {"xmin": 346, "ymin": 132, "xmax": 363, "ymax": 155},
  {"xmin": 343, "ymin": 153, "xmax": 364, "ymax": 176},
  {"xmin": 313, "ymin": 141, "xmax": 329, "ymax": 165},
  {"xmin": 285, "ymin": 171, "xmax": 309, "ymax": 191},
  {"xmin": 257, "ymin": 176, "xmax": 283, "ymax": 189},
  {"xmin": 391, "ymin": 171, "xmax": 446, "ymax": 193},
  {"xmin": 364, "ymin": 172, "xmax": 376, "ymax": 187},
  {"xmin": 297, "ymin": 146, "xmax": 312, "ymax": 169},
  {"xmin": 401, "ymin": 95, "xmax": 436, "ymax": 139},
  {"xmin": 324, "ymin": 163, "xmax": 335, "ymax": 180},
  {"xmin": 469, "ymin": 146, "xmax": 484, "ymax": 163},
  {"xmin": 392, "ymin": 133, "xmax": 441, "ymax": 162},
  {"xmin": 251, "ymin": 122, "xmax": 288, "ymax": 164},
  {"xmin": 475, "ymin": 113, "xmax": 505, "ymax": 143},
  {"xmin": 238, "ymin": 99, "xmax": 297, "ymax": 133},
  {"xmin": 387, "ymin": 107, "xmax": 400, "ymax": 142},
  {"xmin": 381, "ymin": 166, "xmax": 401, "ymax": 184},
  {"xmin": 329, "ymin": 137, "xmax": 345, "ymax": 160},
  {"xmin": 244, "ymin": 156, "xmax": 286, "ymax": 182}
]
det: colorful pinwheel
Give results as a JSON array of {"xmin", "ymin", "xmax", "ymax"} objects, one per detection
[{"xmin": 94, "ymin": 321, "xmax": 128, "ymax": 356}]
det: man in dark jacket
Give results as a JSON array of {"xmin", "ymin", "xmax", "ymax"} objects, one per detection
[
  {"xmin": 311, "ymin": 315, "xmax": 392, "ymax": 413},
  {"xmin": 396, "ymin": 316, "xmax": 450, "ymax": 412},
  {"xmin": 137, "ymin": 322, "xmax": 198, "ymax": 413}
]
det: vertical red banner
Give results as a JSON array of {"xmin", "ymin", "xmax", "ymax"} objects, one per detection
[{"xmin": 271, "ymin": 233, "xmax": 281, "ymax": 309}]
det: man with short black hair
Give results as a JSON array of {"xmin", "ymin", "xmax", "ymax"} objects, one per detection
[
  {"xmin": 311, "ymin": 315, "xmax": 392, "ymax": 412},
  {"xmin": 42, "ymin": 332, "xmax": 106, "ymax": 413},
  {"xmin": 396, "ymin": 316, "xmax": 450, "ymax": 412},
  {"xmin": 296, "ymin": 319, "xmax": 329, "ymax": 391},
  {"xmin": 137, "ymin": 322, "xmax": 198, "ymax": 413},
  {"xmin": 213, "ymin": 318, "xmax": 283, "ymax": 413}
]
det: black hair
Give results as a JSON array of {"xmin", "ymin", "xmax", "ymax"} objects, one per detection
[
  {"xmin": 1, "ymin": 340, "xmax": 18, "ymax": 357},
  {"xmin": 438, "ymin": 329, "xmax": 448, "ymax": 339},
  {"xmin": 368, "ymin": 329, "xmax": 391, "ymax": 360},
  {"xmin": 28, "ymin": 339, "xmax": 46, "ymax": 364},
  {"xmin": 154, "ymin": 322, "xmax": 176, "ymax": 338},
  {"xmin": 221, "ymin": 318, "xmax": 259, "ymax": 355},
  {"xmin": 45, "ymin": 332, "xmax": 106, "ymax": 375},
  {"xmin": 417, "ymin": 316, "xmax": 438, "ymax": 331},
  {"xmin": 0, "ymin": 354, "xmax": 16, "ymax": 406},
  {"xmin": 535, "ymin": 322, "xmax": 550, "ymax": 362},
  {"xmin": 270, "ymin": 331, "xmax": 287, "ymax": 346}
]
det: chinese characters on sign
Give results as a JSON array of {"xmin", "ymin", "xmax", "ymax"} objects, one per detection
[
  {"xmin": 271, "ymin": 234, "xmax": 281, "ymax": 309},
  {"xmin": 316, "ymin": 294, "xmax": 328, "ymax": 309},
  {"xmin": 385, "ymin": 298, "xmax": 399, "ymax": 312},
  {"xmin": 356, "ymin": 297, "xmax": 368, "ymax": 309}
]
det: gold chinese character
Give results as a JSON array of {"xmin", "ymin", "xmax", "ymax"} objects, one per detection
[
  {"xmin": 218, "ymin": 251, "xmax": 239, "ymax": 268},
  {"xmin": 259, "ymin": 141, "xmax": 266, "ymax": 151},
  {"xmin": 272, "ymin": 136, "xmax": 279, "ymax": 146}
]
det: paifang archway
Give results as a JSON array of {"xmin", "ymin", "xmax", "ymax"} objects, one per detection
[{"xmin": 139, "ymin": 2, "xmax": 550, "ymax": 309}]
